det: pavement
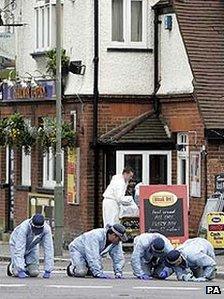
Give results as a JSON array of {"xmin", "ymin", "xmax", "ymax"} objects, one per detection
[{"xmin": 1, "ymin": 241, "xmax": 224, "ymax": 280}]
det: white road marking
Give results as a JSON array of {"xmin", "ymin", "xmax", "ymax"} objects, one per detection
[
  {"xmin": 133, "ymin": 287, "xmax": 201, "ymax": 291},
  {"xmin": 48, "ymin": 285, "xmax": 113, "ymax": 289},
  {"xmin": 0, "ymin": 284, "xmax": 26, "ymax": 288}
]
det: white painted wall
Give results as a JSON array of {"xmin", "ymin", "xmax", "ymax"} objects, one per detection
[
  {"xmin": 65, "ymin": 0, "xmax": 156, "ymax": 95},
  {"xmin": 158, "ymin": 13, "xmax": 194, "ymax": 95},
  {"xmin": 14, "ymin": 0, "xmax": 193, "ymax": 96},
  {"xmin": 63, "ymin": 0, "xmax": 94, "ymax": 95},
  {"xmin": 97, "ymin": 0, "xmax": 155, "ymax": 95},
  {"xmin": 14, "ymin": 0, "xmax": 40, "ymax": 78},
  {"xmin": 0, "ymin": 0, "xmax": 15, "ymax": 60}
]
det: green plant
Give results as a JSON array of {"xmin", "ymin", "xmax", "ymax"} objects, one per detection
[
  {"xmin": 0, "ymin": 118, "xmax": 8, "ymax": 147},
  {"xmin": 37, "ymin": 117, "xmax": 76, "ymax": 154},
  {"xmin": 46, "ymin": 48, "xmax": 70, "ymax": 77},
  {"xmin": 0, "ymin": 113, "xmax": 37, "ymax": 154}
]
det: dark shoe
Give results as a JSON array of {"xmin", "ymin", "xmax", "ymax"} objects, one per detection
[
  {"xmin": 66, "ymin": 262, "xmax": 74, "ymax": 277},
  {"xmin": 7, "ymin": 263, "xmax": 13, "ymax": 277},
  {"xmin": 86, "ymin": 267, "xmax": 93, "ymax": 277}
]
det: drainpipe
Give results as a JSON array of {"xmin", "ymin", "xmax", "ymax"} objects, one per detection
[
  {"xmin": 93, "ymin": 0, "xmax": 99, "ymax": 228},
  {"xmin": 152, "ymin": 6, "xmax": 161, "ymax": 116},
  {"xmin": 204, "ymin": 145, "xmax": 208, "ymax": 204},
  {"xmin": 6, "ymin": 147, "xmax": 12, "ymax": 232}
]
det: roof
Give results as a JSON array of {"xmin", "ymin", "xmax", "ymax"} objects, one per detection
[
  {"xmin": 173, "ymin": 0, "xmax": 224, "ymax": 129},
  {"xmin": 154, "ymin": 0, "xmax": 171, "ymax": 8},
  {"xmin": 98, "ymin": 112, "xmax": 173, "ymax": 145}
]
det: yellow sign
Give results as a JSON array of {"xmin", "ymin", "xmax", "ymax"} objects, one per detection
[
  {"xmin": 149, "ymin": 191, "xmax": 177, "ymax": 207},
  {"xmin": 67, "ymin": 148, "xmax": 77, "ymax": 204},
  {"xmin": 207, "ymin": 212, "xmax": 224, "ymax": 249}
]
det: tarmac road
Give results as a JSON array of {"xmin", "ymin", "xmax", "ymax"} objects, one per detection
[{"xmin": 0, "ymin": 263, "xmax": 223, "ymax": 299}]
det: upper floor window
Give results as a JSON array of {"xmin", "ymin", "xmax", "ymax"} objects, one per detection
[
  {"xmin": 35, "ymin": 0, "xmax": 63, "ymax": 52},
  {"xmin": 111, "ymin": 0, "xmax": 146, "ymax": 47}
]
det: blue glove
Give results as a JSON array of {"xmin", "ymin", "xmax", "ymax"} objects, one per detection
[
  {"xmin": 18, "ymin": 270, "xmax": 28, "ymax": 279},
  {"xmin": 159, "ymin": 270, "xmax": 169, "ymax": 279},
  {"xmin": 43, "ymin": 271, "xmax": 51, "ymax": 279},
  {"xmin": 138, "ymin": 274, "xmax": 153, "ymax": 280},
  {"xmin": 96, "ymin": 273, "xmax": 111, "ymax": 279},
  {"xmin": 115, "ymin": 273, "xmax": 124, "ymax": 279}
]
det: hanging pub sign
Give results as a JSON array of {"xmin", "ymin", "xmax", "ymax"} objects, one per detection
[
  {"xmin": 2, "ymin": 79, "xmax": 56, "ymax": 101},
  {"xmin": 140, "ymin": 185, "xmax": 189, "ymax": 246}
]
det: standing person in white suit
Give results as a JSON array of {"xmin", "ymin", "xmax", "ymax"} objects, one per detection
[{"xmin": 102, "ymin": 167, "xmax": 134, "ymax": 227}]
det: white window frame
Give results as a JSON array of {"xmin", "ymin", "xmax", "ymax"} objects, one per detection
[
  {"xmin": 43, "ymin": 147, "xmax": 64, "ymax": 189},
  {"xmin": 116, "ymin": 150, "xmax": 172, "ymax": 184},
  {"xmin": 34, "ymin": 0, "xmax": 63, "ymax": 52},
  {"xmin": 21, "ymin": 147, "xmax": 31, "ymax": 186},
  {"xmin": 5, "ymin": 145, "xmax": 9, "ymax": 184},
  {"xmin": 177, "ymin": 133, "xmax": 189, "ymax": 186},
  {"xmin": 110, "ymin": 0, "xmax": 147, "ymax": 48}
]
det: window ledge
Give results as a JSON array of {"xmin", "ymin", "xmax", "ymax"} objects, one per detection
[
  {"xmin": 30, "ymin": 51, "xmax": 48, "ymax": 58},
  {"xmin": 16, "ymin": 185, "xmax": 31, "ymax": 192},
  {"xmin": 36, "ymin": 187, "xmax": 55, "ymax": 195},
  {"xmin": 68, "ymin": 203, "xmax": 80, "ymax": 206},
  {"xmin": 107, "ymin": 47, "xmax": 153, "ymax": 53},
  {"xmin": 0, "ymin": 183, "xmax": 9, "ymax": 189}
]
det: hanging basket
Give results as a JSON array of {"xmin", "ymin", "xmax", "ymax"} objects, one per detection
[
  {"xmin": 1, "ymin": 113, "xmax": 37, "ymax": 154},
  {"xmin": 37, "ymin": 117, "xmax": 76, "ymax": 154}
]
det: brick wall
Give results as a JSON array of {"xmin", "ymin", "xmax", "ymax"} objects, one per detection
[
  {"xmin": 162, "ymin": 99, "xmax": 206, "ymax": 236},
  {"xmin": 207, "ymin": 142, "xmax": 224, "ymax": 196},
  {"xmin": 0, "ymin": 98, "xmax": 151, "ymax": 241},
  {"xmin": 1, "ymin": 96, "xmax": 218, "ymax": 238}
]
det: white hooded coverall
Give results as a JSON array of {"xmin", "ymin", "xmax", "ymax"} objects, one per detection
[
  {"xmin": 172, "ymin": 238, "xmax": 217, "ymax": 281},
  {"xmin": 9, "ymin": 219, "xmax": 54, "ymax": 276},
  {"xmin": 68, "ymin": 228, "xmax": 124, "ymax": 277},
  {"xmin": 131, "ymin": 233, "xmax": 174, "ymax": 278},
  {"xmin": 102, "ymin": 174, "xmax": 128, "ymax": 227}
]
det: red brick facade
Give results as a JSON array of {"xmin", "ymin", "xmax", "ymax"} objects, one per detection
[
  {"xmin": 0, "ymin": 99, "xmax": 151, "ymax": 241},
  {"xmin": 0, "ymin": 96, "xmax": 222, "ymax": 240}
]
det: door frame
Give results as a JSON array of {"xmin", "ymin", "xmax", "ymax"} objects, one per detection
[{"xmin": 116, "ymin": 150, "xmax": 172, "ymax": 184}]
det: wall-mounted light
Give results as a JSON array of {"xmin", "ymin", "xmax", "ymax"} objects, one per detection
[
  {"xmin": 0, "ymin": 14, "xmax": 4, "ymax": 26},
  {"xmin": 164, "ymin": 15, "xmax": 172, "ymax": 30},
  {"xmin": 69, "ymin": 61, "xmax": 86, "ymax": 76}
]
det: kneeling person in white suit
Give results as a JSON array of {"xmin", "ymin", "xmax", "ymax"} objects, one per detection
[
  {"xmin": 7, "ymin": 214, "xmax": 54, "ymax": 279},
  {"xmin": 67, "ymin": 224, "xmax": 127, "ymax": 279},
  {"xmin": 165, "ymin": 238, "xmax": 217, "ymax": 282}
]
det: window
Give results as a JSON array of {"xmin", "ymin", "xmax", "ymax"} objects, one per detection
[
  {"xmin": 21, "ymin": 119, "xmax": 32, "ymax": 186},
  {"xmin": 35, "ymin": 0, "xmax": 63, "ymax": 52},
  {"xmin": 5, "ymin": 145, "xmax": 9, "ymax": 184},
  {"xmin": 177, "ymin": 133, "xmax": 189, "ymax": 185},
  {"xmin": 116, "ymin": 150, "xmax": 172, "ymax": 184},
  {"xmin": 43, "ymin": 148, "xmax": 64, "ymax": 189},
  {"xmin": 21, "ymin": 147, "xmax": 31, "ymax": 186},
  {"xmin": 111, "ymin": 0, "xmax": 146, "ymax": 47}
]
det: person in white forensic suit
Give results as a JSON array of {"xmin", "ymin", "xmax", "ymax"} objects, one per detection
[
  {"xmin": 102, "ymin": 167, "xmax": 134, "ymax": 227},
  {"xmin": 66, "ymin": 224, "xmax": 127, "ymax": 279},
  {"xmin": 165, "ymin": 238, "xmax": 217, "ymax": 282},
  {"xmin": 131, "ymin": 233, "xmax": 174, "ymax": 280},
  {"xmin": 7, "ymin": 214, "xmax": 54, "ymax": 279}
]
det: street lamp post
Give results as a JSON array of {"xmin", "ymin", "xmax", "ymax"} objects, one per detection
[{"xmin": 54, "ymin": 0, "xmax": 64, "ymax": 256}]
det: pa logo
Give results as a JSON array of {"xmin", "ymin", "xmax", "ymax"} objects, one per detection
[{"xmin": 206, "ymin": 286, "xmax": 221, "ymax": 294}]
